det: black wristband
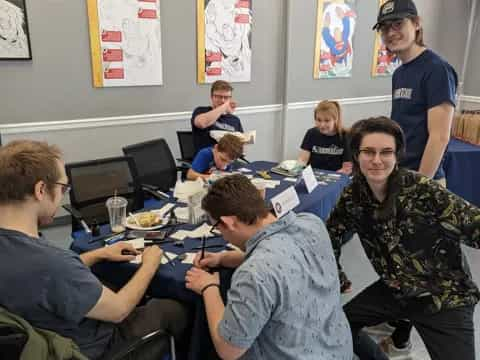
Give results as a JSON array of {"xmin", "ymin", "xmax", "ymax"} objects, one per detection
[{"xmin": 201, "ymin": 283, "xmax": 220, "ymax": 296}]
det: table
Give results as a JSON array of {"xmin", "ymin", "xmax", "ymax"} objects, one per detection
[
  {"xmin": 444, "ymin": 139, "xmax": 480, "ymax": 207},
  {"xmin": 71, "ymin": 161, "xmax": 350, "ymax": 303}
]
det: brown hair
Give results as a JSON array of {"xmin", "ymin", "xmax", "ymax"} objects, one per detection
[
  {"xmin": 0, "ymin": 140, "xmax": 63, "ymax": 204},
  {"xmin": 216, "ymin": 134, "xmax": 244, "ymax": 160},
  {"xmin": 408, "ymin": 16, "xmax": 425, "ymax": 46},
  {"xmin": 314, "ymin": 100, "xmax": 346, "ymax": 135},
  {"xmin": 202, "ymin": 174, "xmax": 269, "ymax": 225},
  {"xmin": 210, "ymin": 80, "xmax": 233, "ymax": 96}
]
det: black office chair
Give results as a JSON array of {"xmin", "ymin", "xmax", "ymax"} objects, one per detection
[
  {"xmin": 64, "ymin": 156, "xmax": 143, "ymax": 233},
  {"xmin": 122, "ymin": 138, "xmax": 181, "ymax": 195},
  {"xmin": 176, "ymin": 131, "xmax": 196, "ymax": 166}
]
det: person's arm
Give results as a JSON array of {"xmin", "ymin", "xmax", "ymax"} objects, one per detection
[
  {"xmin": 186, "ymin": 167, "xmax": 210, "ymax": 181},
  {"xmin": 298, "ymin": 149, "xmax": 311, "ymax": 166},
  {"xmin": 85, "ymin": 246, "xmax": 163, "ymax": 323},
  {"xmin": 186, "ymin": 266, "xmax": 273, "ymax": 360},
  {"xmin": 337, "ymin": 162, "xmax": 352, "ymax": 175},
  {"xmin": 194, "ymin": 101, "xmax": 236, "ymax": 129},
  {"xmin": 418, "ymin": 102, "xmax": 454, "ymax": 178},
  {"xmin": 194, "ymin": 250, "xmax": 245, "ymax": 270},
  {"xmin": 80, "ymin": 242, "xmax": 138, "ymax": 267},
  {"xmin": 428, "ymin": 180, "xmax": 480, "ymax": 249},
  {"xmin": 326, "ymin": 188, "xmax": 357, "ymax": 270}
]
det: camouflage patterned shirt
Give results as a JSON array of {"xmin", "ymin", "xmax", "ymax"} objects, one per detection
[{"xmin": 327, "ymin": 169, "xmax": 480, "ymax": 313}]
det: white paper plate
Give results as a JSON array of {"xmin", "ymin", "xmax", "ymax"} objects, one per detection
[{"xmin": 125, "ymin": 210, "xmax": 169, "ymax": 231}]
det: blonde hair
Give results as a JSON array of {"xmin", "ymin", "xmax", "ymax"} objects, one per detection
[{"xmin": 314, "ymin": 100, "xmax": 347, "ymax": 136}]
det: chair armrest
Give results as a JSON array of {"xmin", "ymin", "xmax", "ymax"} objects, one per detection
[
  {"xmin": 62, "ymin": 205, "xmax": 92, "ymax": 234},
  {"xmin": 104, "ymin": 329, "xmax": 172, "ymax": 360},
  {"xmin": 141, "ymin": 184, "xmax": 170, "ymax": 201}
]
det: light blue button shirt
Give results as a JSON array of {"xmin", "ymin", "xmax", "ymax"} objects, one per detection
[{"xmin": 218, "ymin": 212, "xmax": 353, "ymax": 360}]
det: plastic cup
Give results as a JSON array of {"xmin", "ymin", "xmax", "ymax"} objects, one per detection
[
  {"xmin": 254, "ymin": 183, "xmax": 266, "ymax": 199},
  {"xmin": 106, "ymin": 196, "xmax": 128, "ymax": 233}
]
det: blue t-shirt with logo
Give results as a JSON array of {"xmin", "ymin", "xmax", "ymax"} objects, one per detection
[
  {"xmin": 300, "ymin": 127, "xmax": 351, "ymax": 171},
  {"xmin": 191, "ymin": 106, "xmax": 243, "ymax": 154},
  {"xmin": 391, "ymin": 49, "xmax": 457, "ymax": 179}
]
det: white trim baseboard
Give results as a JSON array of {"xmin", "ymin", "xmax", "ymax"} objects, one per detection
[
  {"xmin": 0, "ymin": 96, "xmax": 391, "ymax": 135},
  {"xmin": 287, "ymin": 95, "xmax": 391, "ymax": 110},
  {"xmin": 0, "ymin": 104, "xmax": 283, "ymax": 135},
  {"xmin": 459, "ymin": 95, "xmax": 480, "ymax": 104}
]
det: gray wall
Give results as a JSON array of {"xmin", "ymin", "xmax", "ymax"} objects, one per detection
[
  {"xmin": 0, "ymin": 0, "xmax": 285, "ymax": 124},
  {"xmin": 463, "ymin": 1, "xmax": 480, "ymax": 96},
  {"xmin": 0, "ymin": 0, "xmax": 473, "ymax": 125}
]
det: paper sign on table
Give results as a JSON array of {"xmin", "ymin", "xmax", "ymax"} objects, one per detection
[
  {"xmin": 181, "ymin": 253, "xmax": 197, "ymax": 264},
  {"xmin": 270, "ymin": 186, "xmax": 300, "ymax": 218},
  {"xmin": 302, "ymin": 165, "xmax": 318, "ymax": 193}
]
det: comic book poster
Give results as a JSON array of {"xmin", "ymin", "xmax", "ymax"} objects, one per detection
[
  {"xmin": 197, "ymin": 0, "xmax": 252, "ymax": 83},
  {"xmin": 314, "ymin": 0, "xmax": 357, "ymax": 79},
  {"xmin": 371, "ymin": 0, "xmax": 401, "ymax": 77},
  {"xmin": 87, "ymin": 0, "xmax": 163, "ymax": 87}
]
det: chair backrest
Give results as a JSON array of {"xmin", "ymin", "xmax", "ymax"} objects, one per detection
[
  {"xmin": 176, "ymin": 131, "xmax": 196, "ymax": 161},
  {"xmin": 66, "ymin": 156, "xmax": 143, "ymax": 230},
  {"xmin": 122, "ymin": 138, "xmax": 177, "ymax": 192}
]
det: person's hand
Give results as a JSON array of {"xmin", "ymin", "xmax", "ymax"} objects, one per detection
[
  {"xmin": 185, "ymin": 267, "xmax": 220, "ymax": 295},
  {"xmin": 193, "ymin": 251, "xmax": 223, "ymax": 269},
  {"xmin": 223, "ymin": 100, "xmax": 237, "ymax": 114},
  {"xmin": 141, "ymin": 245, "xmax": 163, "ymax": 270},
  {"xmin": 102, "ymin": 242, "xmax": 139, "ymax": 262}
]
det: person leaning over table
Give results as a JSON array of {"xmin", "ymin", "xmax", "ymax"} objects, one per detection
[
  {"xmin": 184, "ymin": 174, "xmax": 353, "ymax": 360},
  {"xmin": 191, "ymin": 79, "xmax": 244, "ymax": 154},
  {"xmin": 186, "ymin": 133, "xmax": 244, "ymax": 181},
  {"xmin": 0, "ymin": 140, "xmax": 188, "ymax": 360},
  {"xmin": 326, "ymin": 116, "xmax": 480, "ymax": 360}
]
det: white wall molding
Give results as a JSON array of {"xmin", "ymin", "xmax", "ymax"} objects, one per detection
[
  {"xmin": 459, "ymin": 95, "xmax": 480, "ymax": 104},
  {"xmin": 0, "ymin": 104, "xmax": 283, "ymax": 135},
  {"xmin": 287, "ymin": 95, "xmax": 391, "ymax": 110},
  {"xmin": 0, "ymin": 96, "xmax": 392, "ymax": 136}
]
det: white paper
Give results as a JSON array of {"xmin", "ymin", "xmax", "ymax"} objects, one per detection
[
  {"xmin": 251, "ymin": 178, "xmax": 280, "ymax": 189},
  {"xmin": 238, "ymin": 168, "xmax": 252, "ymax": 173},
  {"xmin": 302, "ymin": 165, "xmax": 319, "ymax": 193},
  {"xmin": 130, "ymin": 251, "xmax": 178, "ymax": 265},
  {"xmin": 170, "ymin": 230, "xmax": 190, "ymax": 240},
  {"xmin": 173, "ymin": 179, "xmax": 205, "ymax": 202},
  {"xmin": 283, "ymin": 177, "xmax": 298, "ymax": 183},
  {"xmin": 181, "ymin": 252, "xmax": 197, "ymax": 264},
  {"xmin": 189, "ymin": 223, "xmax": 220, "ymax": 238},
  {"xmin": 270, "ymin": 186, "xmax": 300, "ymax": 218},
  {"xmin": 125, "ymin": 238, "xmax": 145, "ymax": 249}
]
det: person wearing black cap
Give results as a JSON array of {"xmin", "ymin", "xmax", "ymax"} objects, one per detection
[{"xmin": 347, "ymin": 1, "xmax": 458, "ymax": 359}]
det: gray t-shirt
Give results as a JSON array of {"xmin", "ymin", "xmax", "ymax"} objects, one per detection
[
  {"xmin": 218, "ymin": 212, "xmax": 353, "ymax": 360},
  {"xmin": 0, "ymin": 228, "xmax": 114, "ymax": 359}
]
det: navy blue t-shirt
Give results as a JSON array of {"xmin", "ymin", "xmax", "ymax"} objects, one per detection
[
  {"xmin": 0, "ymin": 228, "xmax": 114, "ymax": 359},
  {"xmin": 191, "ymin": 106, "xmax": 243, "ymax": 153},
  {"xmin": 300, "ymin": 128, "xmax": 351, "ymax": 171},
  {"xmin": 391, "ymin": 49, "xmax": 457, "ymax": 179}
]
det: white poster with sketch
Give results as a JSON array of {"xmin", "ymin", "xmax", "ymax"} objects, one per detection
[
  {"xmin": 313, "ymin": 0, "xmax": 357, "ymax": 79},
  {"xmin": 87, "ymin": 0, "xmax": 163, "ymax": 87},
  {"xmin": 197, "ymin": 0, "xmax": 252, "ymax": 83}
]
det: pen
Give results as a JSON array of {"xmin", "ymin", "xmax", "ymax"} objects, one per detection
[
  {"xmin": 200, "ymin": 235, "xmax": 206, "ymax": 260},
  {"xmin": 192, "ymin": 244, "xmax": 225, "ymax": 250},
  {"xmin": 162, "ymin": 251, "xmax": 175, "ymax": 268}
]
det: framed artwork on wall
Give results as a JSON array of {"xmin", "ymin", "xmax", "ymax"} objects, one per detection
[
  {"xmin": 0, "ymin": 0, "xmax": 32, "ymax": 60},
  {"xmin": 197, "ymin": 0, "xmax": 253, "ymax": 83}
]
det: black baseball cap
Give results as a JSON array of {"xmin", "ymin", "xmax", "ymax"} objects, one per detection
[{"xmin": 372, "ymin": 0, "xmax": 418, "ymax": 30}]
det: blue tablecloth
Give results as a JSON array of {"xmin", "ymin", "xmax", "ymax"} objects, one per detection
[
  {"xmin": 70, "ymin": 161, "xmax": 349, "ymax": 303},
  {"xmin": 445, "ymin": 139, "xmax": 480, "ymax": 207}
]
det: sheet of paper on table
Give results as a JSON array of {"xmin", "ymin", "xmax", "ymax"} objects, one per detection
[
  {"xmin": 181, "ymin": 252, "xmax": 197, "ymax": 264},
  {"xmin": 250, "ymin": 178, "xmax": 280, "ymax": 189},
  {"xmin": 130, "ymin": 251, "xmax": 178, "ymax": 265}
]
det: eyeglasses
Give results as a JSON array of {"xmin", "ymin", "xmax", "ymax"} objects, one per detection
[
  {"xmin": 54, "ymin": 181, "xmax": 71, "ymax": 194},
  {"xmin": 212, "ymin": 94, "xmax": 232, "ymax": 101},
  {"xmin": 358, "ymin": 149, "xmax": 396, "ymax": 160},
  {"xmin": 378, "ymin": 19, "xmax": 405, "ymax": 33}
]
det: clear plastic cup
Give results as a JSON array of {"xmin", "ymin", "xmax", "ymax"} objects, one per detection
[
  {"xmin": 106, "ymin": 196, "xmax": 128, "ymax": 233},
  {"xmin": 254, "ymin": 183, "xmax": 266, "ymax": 199}
]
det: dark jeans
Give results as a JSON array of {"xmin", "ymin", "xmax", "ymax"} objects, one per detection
[
  {"xmin": 344, "ymin": 280, "xmax": 476, "ymax": 360},
  {"xmin": 105, "ymin": 298, "xmax": 189, "ymax": 360}
]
